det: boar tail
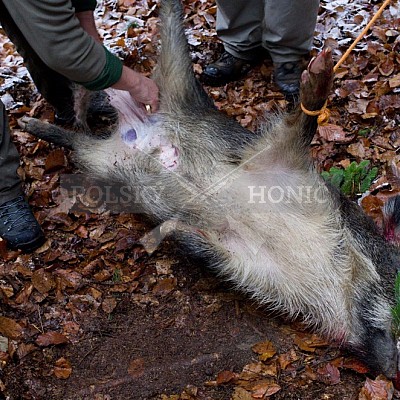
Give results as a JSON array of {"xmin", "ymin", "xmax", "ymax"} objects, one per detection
[{"xmin": 156, "ymin": 0, "xmax": 215, "ymax": 111}]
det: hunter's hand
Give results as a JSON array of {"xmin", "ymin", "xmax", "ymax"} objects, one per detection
[{"xmin": 112, "ymin": 66, "xmax": 159, "ymax": 112}]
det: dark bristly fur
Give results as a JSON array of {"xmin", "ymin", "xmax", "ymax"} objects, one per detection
[{"xmin": 20, "ymin": 0, "xmax": 400, "ymax": 378}]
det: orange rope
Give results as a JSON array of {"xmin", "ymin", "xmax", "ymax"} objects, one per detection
[
  {"xmin": 333, "ymin": 0, "xmax": 392, "ymax": 73},
  {"xmin": 301, "ymin": 0, "xmax": 392, "ymax": 124}
]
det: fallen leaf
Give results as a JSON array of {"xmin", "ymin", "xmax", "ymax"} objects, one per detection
[
  {"xmin": 54, "ymin": 357, "xmax": 72, "ymax": 379},
  {"xmin": 0, "ymin": 317, "xmax": 23, "ymax": 340},
  {"xmin": 347, "ymin": 141, "xmax": 366, "ymax": 159},
  {"xmin": 317, "ymin": 363, "xmax": 341, "ymax": 385},
  {"xmin": 101, "ymin": 297, "xmax": 117, "ymax": 314},
  {"xmin": 358, "ymin": 375, "xmax": 394, "ymax": 400},
  {"xmin": 44, "ymin": 149, "xmax": 66, "ymax": 173},
  {"xmin": 343, "ymin": 357, "xmax": 369, "ymax": 374},
  {"xmin": 251, "ymin": 381, "xmax": 273, "ymax": 399},
  {"xmin": 216, "ymin": 370, "xmax": 239, "ymax": 385},
  {"xmin": 232, "ymin": 387, "xmax": 253, "ymax": 400},
  {"xmin": 318, "ymin": 123, "xmax": 353, "ymax": 142},
  {"xmin": 16, "ymin": 343, "xmax": 37, "ymax": 359},
  {"xmin": 15, "ymin": 284, "xmax": 34, "ymax": 304},
  {"xmin": 152, "ymin": 277, "xmax": 177, "ymax": 295},
  {"xmin": 251, "ymin": 340, "xmax": 276, "ymax": 361},
  {"xmin": 389, "ymin": 74, "xmax": 400, "ymax": 88},
  {"xmin": 32, "ymin": 268, "xmax": 55, "ymax": 294},
  {"xmin": 278, "ymin": 349, "xmax": 299, "ymax": 370},
  {"xmin": 36, "ymin": 331, "xmax": 69, "ymax": 347}
]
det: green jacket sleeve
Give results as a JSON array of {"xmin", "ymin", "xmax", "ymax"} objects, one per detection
[{"xmin": 2, "ymin": 0, "xmax": 123, "ymax": 90}]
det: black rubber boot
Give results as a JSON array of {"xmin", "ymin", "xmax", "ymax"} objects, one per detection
[
  {"xmin": 202, "ymin": 51, "xmax": 257, "ymax": 86},
  {"xmin": 0, "ymin": 196, "xmax": 45, "ymax": 252},
  {"xmin": 274, "ymin": 61, "xmax": 305, "ymax": 97}
]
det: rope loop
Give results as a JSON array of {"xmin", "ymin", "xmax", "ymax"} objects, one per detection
[
  {"xmin": 300, "ymin": 100, "xmax": 330, "ymax": 126},
  {"xmin": 300, "ymin": 0, "xmax": 391, "ymax": 125}
]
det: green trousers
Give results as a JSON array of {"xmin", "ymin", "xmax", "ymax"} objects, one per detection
[
  {"xmin": 0, "ymin": 0, "xmax": 75, "ymax": 121},
  {"xmin": 0, "ymin": 100, "xmax": 22, "ymax": 204},
  {"xmin": 0, "ymin": 0, "xmax": 75, "ymax": 205},
  {"xmin": 216, "ymin": 0, "xmax": 320, "ymax": 63}
]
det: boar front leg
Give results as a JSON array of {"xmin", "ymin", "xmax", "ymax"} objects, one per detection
[{"xmin": 18, "ymin": 116, "xmax": 76, "ymax": 149}]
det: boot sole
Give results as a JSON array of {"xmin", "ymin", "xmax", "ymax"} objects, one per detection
[{"xmin": 7, "ymin": 233, "xmax": 46, "ymax": 253}]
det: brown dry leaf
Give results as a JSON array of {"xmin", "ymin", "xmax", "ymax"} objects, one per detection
[
  {"xmin": 232, "ymin": 387, "xmax": 253, "ymax": 400},
  {"xmin": 128, "ymin": 358, "xmax": 145, "ymax": 378},
  {"xmin": 0, "ymin": 239, "xmax": 8, "ymax": 260},
  {"xmin": 343, "ymin": 357, "xmax": 369, "ymax": 374},
  {"xmin": 361, "ymin": 195, "xmax": 385, "ymax": 222},
  {"xmin": 47, "ymin": 212, "xmax": 73, "ymax": 226},
  {"xmin": 317, "ymin": 363, "xmax": 341, "ymax": 385},
  {"xmin": 252, "ymin": 382, "xmax": 281, "ymax": 398},
  {"xmin": 54, "ymin": 357, "xmax": 72, "ymax": 379},
  {"xmin": 36, "ymin": 331, "xmax": 69, "ymax": 347},
  {"xmin": 293, "ymin": 335, "xmax": 315, "ymax": 353},
  {"xmin": 347, "ymin": 99, "xmax": 369, "ymax": 115},
  {"xmin": 15, "ymin": 283, "xmax": 34, "ymax": 304},
  {"xmin": 239, "ymin": 362, "xmax": 264, "ymax": 383},
  {"xmin": 251, "ymin": 340, "xmax": 276, "ymax": 361},
  {"xmin": 378, "ymin": 56, "xmax": 395, "ymax": 77},
  {"xmin": 0, "ymin": 317, "xmax": 23, "ymax": 340},
  {"xmin": 379, "ymin": 95, "xmax": 400, "ymax": 110},
  {"xmin": 261, "ymin": 361, "xmax": 278, "ymax": 377},
  {"xmin": 152, "ymin": 277, "xmax": 177, "ymax": 296},
  {"xmin": 93, "ymin": 269, "xmax": 112, "ymax": 282},
  {"xmin": 101, "ymin": 297, "xmax": 117, "ymax": 314},
  {"xmin": 347, "ymin": 141, "xmax": 366, "ymax": 159},
  {"xmin": 16, "ymin": 343, "xmax": 37, "ymax": 359},
  {"xmin": 216, "ymin": 370, "xmax": 239, "ymax": 385},
  {"xmin": 32, "ymin": 268, "xmax": 55, "ymax": 294},
  {"xmin": 318, "ymin": 123, "xmax": 353, "ymax": 142},
  {"xmin": 278, "ymin": 349, "xmax": 299, "ymax": 370},
  {"xmin": 44, "ymin": 149, "xmax": 66, "ymax": 173},
  {"xmin": 0, "ymin": 285, "xmax": 13, "ymax": 298},
  {"xmin": 54, "ymin": 270, "xmax": 82, "ymax": 290},
  {"xmin": 358, "ymin": 375, "xmax": 394, "ymax": 400},
  {"xmin": 304, "ymin": 364, "xmax": 318, "ymax": 381},
  {"xmin": 75, "ymin": 225, "xmax": 88, "ymax": 239},
  {"xmin": 389, "ymin": 74, "xmax": 400, "ymax": 88}
]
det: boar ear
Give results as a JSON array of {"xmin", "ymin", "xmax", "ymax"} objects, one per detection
[{"xmin": 383, "ymin": 195, "xmax": 400, "ymax": 244}]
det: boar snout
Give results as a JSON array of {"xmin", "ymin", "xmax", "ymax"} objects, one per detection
[{"xmin": 359, "ymin": 328, "xmax": 398, "ymax": 378}]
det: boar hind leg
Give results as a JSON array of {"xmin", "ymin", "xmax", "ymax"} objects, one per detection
[
  {"xmin": 18, "ymin": 116, "xmax": 76, "ymax": 149},
  {"xmin": 257, "ymin": 49, "xmax": 334, "ymax": 171},
  {"xmin": 286, "ymin": 48, "xmax": 334, "ymax": 148},
  {"xmin": 155, "ymin": 0, "xmax": 215, "ymax": 112}
]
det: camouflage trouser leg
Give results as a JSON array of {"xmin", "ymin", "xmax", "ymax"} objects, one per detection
[
  {"xmin": 0, "ymin": 100, "xmax": 22, "ymax": 204},
  {"xmin": 0, "ymin": 0, "xmax": 75, "ymax": 120}
]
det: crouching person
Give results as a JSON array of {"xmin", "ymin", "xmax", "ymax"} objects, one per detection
[
  {"xmin": 0, "ymin": 100, "xmax": 45, "ymax": 252},
  {"xmin": 0, "ymin": 0, "xmax": 159, "ymax": 251}
]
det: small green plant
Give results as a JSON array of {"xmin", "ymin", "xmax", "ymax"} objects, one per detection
[
  {"xmin": 392, "ymin": 272, "xmax": 400, "ymax": 336},
  {"xmin": 321, "ymin": 160, "xmax": 378, "ymax": 197},
  {"xmin": 112, "ymin": 268, "xmax": 122, "ymax": 283},
  {"xmin": 358, "ymin": 128, "xmax": 371, "ymax": 137},
  {"xmin": 127, "ymin": 21, "xmax": 140, "ymax": 30}
]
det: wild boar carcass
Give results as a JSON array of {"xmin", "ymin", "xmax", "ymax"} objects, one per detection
[{"xmin": 20, "ymin": 0, "xmax": 400, "ymax": 378}]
